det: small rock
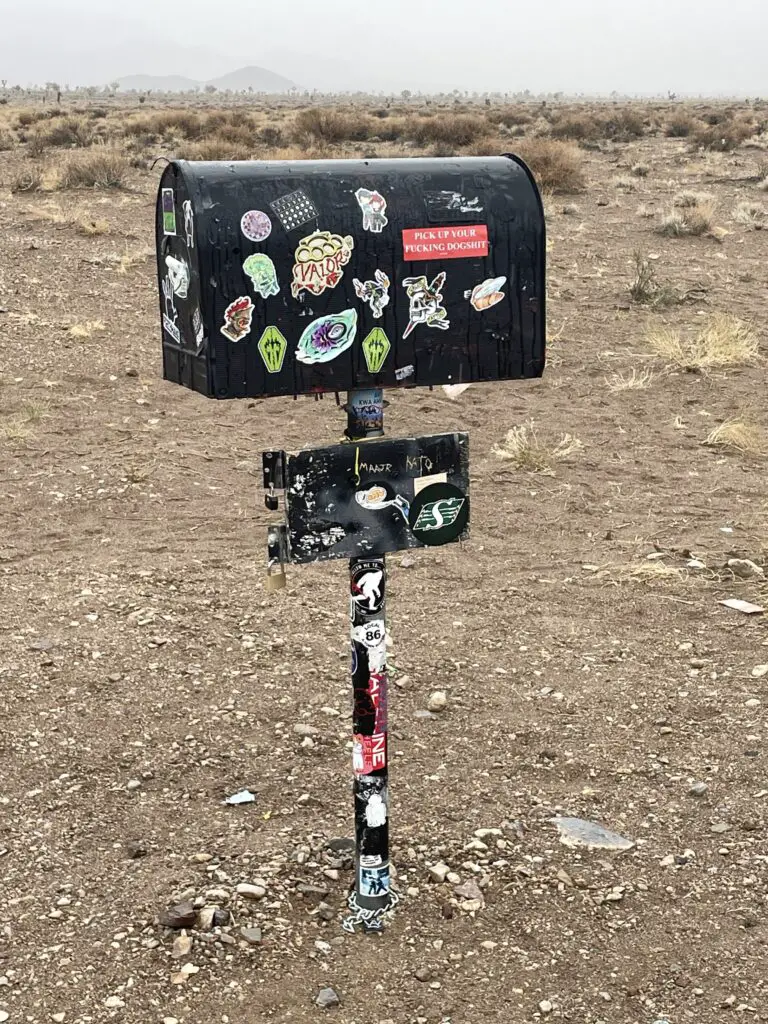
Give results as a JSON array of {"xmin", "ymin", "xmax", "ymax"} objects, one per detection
[
  {"xmin": 126, "ymin": 779, "xmax": 142, "ymax": 791},
  {"xmin": 125, "ymin": 367, "xmax": 139, "ymax": 377},
  {"xmin": 317, "ymin": 902, "xmax": 335, "ymax": 921},
  {"xmin": 294, "ymin": 723, "xmax": 319, "ymax": 737},
  {"xmin": 104, "ymin": 996, "xmax": 125, "ymax": 1009},
  {"xmin": 429, "ymin": 862, "xmax": 451, "ymax": 883},
  {"xmin": 539, "ymin": 1000, "xmax": 553, "ymax": 1014},
  {"xmin": 172, "ymin": 933, "xmax": 193, "ymax": 959},
  {"xmin": 198, "ymin": 908, "xmax": 217, "ymax": 931},
  {"xmin": 745, "ymin": 698, "xmax": 761, "ymax": 709},
  {"xmin": 711, "ymin": 822, "xmax": 730, "ymax": 834},
  {"xmin": 53, "ymin": 1016, "xmax": 66, "ymax": 1023},
  {"xmin": 189, "ymin": 852, "xmax": 212, "ymax": 863},
  {"xmin": 556, "ymin": 868, "xmax": 574, "ymax": 887},
  {"xmin": 727, "ymin": 558, "xmax": 764, "ymax": 579},
  {"xmin": 0, "ymin": 1013, "xmax": 8, "ymax": 1023},
  {"xmin": 218, "ymin": 932, "xmax": 237, "ymax": 946},
  {"xmin": 158, "ymin": 901, "xmax": 196, "ymax": 929},
  {"xmin": 660, "ymin": 855, "xmax": 675, "ymax": 867},
  {"xmin": 315, "ymin": 987, "xmax": 340, "ymax": 1009},
  {"xmin": 240, "ymin": 926, "xmax": 262, "ymax": 946},
  {"xmin": 752, "ymin": 665, "xmax": 768, "ymax": 678},
  {"xmin": 481, "ymin": 940, "xmax": 498, "ymax": 950},
  {"xmin": 414, "ymin": 710, "xmax": 435, "ymax": 719},
  {"xmin": 236, "ymin": 883, "xmax": 266, "ymax": 899},
  {"xmin": 400, "ymin": 555, "xmax": 416, "ymax": 568},
  {"xmin": 326, "ymin": 838, "xmax": 355, "ymax": 855},
  {"xmin": 213, "ymin": 909, "xmax": 230, "ymax": 928},
  {"xmin": 124, "ymin": 840, "xmax": 147, "ymax": 859},
  {"xmin": 428, "ymin": 691, "xmax": 448, "ymax": 713},
  {"xmin": 454, "ymin": 879, "xmax": 483, "ymax": 902},
  {"xmin": 414, "ymin": 967, "xmax": 433, "ymax": 983},
  {"xmin": 689, "ymin": 782, "xmax": 709, "ymax": 797},
  {"xmin": 446, "ymin": 872, "xmax": 462, "ymax": 885},
  {"xmin": 551, "ymin": 816, "xmax": 634, "ymax": 851}
]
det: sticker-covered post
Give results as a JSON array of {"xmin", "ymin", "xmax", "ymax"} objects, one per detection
[{"xmin": 344, "ymin": 388, "xmax": 397, "ymax": 932}]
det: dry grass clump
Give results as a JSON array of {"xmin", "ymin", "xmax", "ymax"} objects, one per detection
[
  {"xmin": 733, "ymin": 201, "xmax": 766, "ymax": 229},
  {"xmin": 0, "ymin": 130, "xmax": 14, "ymax": 151},
  {"xmin": 550, "ymin": 113, "xmax": 605, "ymax": 142},
  {"xmin": 613, "ymin": 176, "xmax": 637, "ymax": 191},
  {"xmin": 604, "ymin": 367, "xmax": 656, "ymax": 391},
  {"xmin": 68, "ymin": 320, "xmax": 106, "ymax": 338},
  {"xmin": 177, "ymin": 137, "xmax": 254, "ymax": 161},
  {"xmin": 629, "ymin": 252, "xmax": 679, "ymax": 306},
  {"xmin": 493, "ymin": 420, "xmax": 583, "ymax": 472},
  {"xmin": 15, "ymin": 108, "xmax": 57, "ymax": 128},
  {"xmin": 10, "ymin": 168, "xmax": 43, "ymax": 193},
  {"xmin": 293, "ymin": 108, "xmax": 374, "ymax": 144},
  {"xmin": 406, "ymin": 115, "xmax": 486, "ymax": 148},
  {"xmin": 673, "ymin": 190, "xmax": 713, "ymax": 208},
  {"xmin": 631, "ymin": 163, "xmax": 650, "ymax": 177},
  {"xmin": 38, "ymin": 115, "xmax": 94, "ymax": 148},
  {"xmin": 692, "ymin": 117, "xmax": 754, "ymax": 151},
  {"xmin": 648, "ymin": 314, "xmax": 759, "ymax": 370},
  {"xmin": 665, "ymin": 113, "xmax": 698, "ymax": 137},
  {"xmin": 57, "ymin": 147, "xmax": 129, "ymax": 188},
  {"xmin": 515, "ymin": 139, "xmax": 585, "ymax": 193},
  {"xmin": 705, "ymin": 419, "xmax": 766, "ymax": 456},
  {"xmin": 603, "ymin": 107, "xmax": 646, "ymax": 139},
  {"xmin": 657, "ymin": 197, "xmax": 718, "ymax": 237},
  {"xmin": 589, "ymin": 561, "xmax": 688, "ymax": 584}
]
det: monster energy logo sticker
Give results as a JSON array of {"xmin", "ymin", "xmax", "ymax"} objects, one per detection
[
  {"xmin": 412, "ymin": 497, "xmax": 465, "ymax": 532},
  {"xmin": 362, "ymin": 328, "xmax": 391, "ymax": 375},
  {"xmin": 258, "ymin": 326, "xmax": 288, "ymax": 373}
]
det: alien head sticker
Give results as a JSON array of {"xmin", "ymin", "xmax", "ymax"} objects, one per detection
[
  {"xmin": 466, "ymin": 276, "xmax": 507, "ymax": 311},
  {"xmin": 362, "ymin": 328, "xmax": 391, "ymax": 375},
  {"xmin": 354, "ymin": 270, "xmax": 390, "ymax": 319},
  {"xmin": 403, "ymin": 273, "xmax": 450, "ymax": 339},
  {"xmin": 165, "ymin": 255, "xmax": 189, "ymax": 299},
  {"xmin": 355, "ymin": 188, "xmax": 388, "ymax": 233},
  {"xmin": 258, "ymin": 326, "xmax": 288, "ymax": 374},
  {"xmin": 240, "ymin": 209, "xmax": 272, "ymax": 242},
  {"xmin": 292, "ymin": 230, "xmax": 354, "ymax": 298},
  {"xmin": 220, "ymin": 296, "xmax": 254, "ymax": 343},
  {"xmin": 243, "ymin": 253, "xmax": 280, "ymax": 299},
  {"xmin": 408, "ymin": 482, "xmax": 469, "ymax": 546},
  {"xmin": 296, "ymin": 309, "xmax": 357, "ymax": 365}
]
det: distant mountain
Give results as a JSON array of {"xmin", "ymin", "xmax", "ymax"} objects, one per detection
[
  {"xmin": 116, "ymin": 65, "xmax": 297, "ymax": 95},
  {"xmin": 207, "ymin": 65, "xmax": 296, "ymax": 93}
]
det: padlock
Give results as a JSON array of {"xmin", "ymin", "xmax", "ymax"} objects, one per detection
[{"xmin": 265, "ymin": 564, "xmax": 287, "ymax": 593}]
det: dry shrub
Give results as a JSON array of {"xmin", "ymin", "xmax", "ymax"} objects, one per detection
[
  {"xmin": 75, "ymin": 216, "xmax": 109, "ymax": 236},
  {"xmin": 58, "ymin": 147, "xmax": 128, "ymax": 188},
  {"xmin": 629, "ymin": 251, "xmax": 677, "ymax": 306},
  {"xmin": 10, "ymin": 168, "xmax": 43, "ymax": 193},
  {"xmin": 463, "ymin": 135, "xmax": 500, "ymax": 156},
  {"xmin": 705, "ymin": 419, "xmax": 766, "ymax": 456},
  {"xmin": 514, "ymin": 138, "xmax": 585, "ymax": 193},
  {"xmin": 604, "ymin": 367, "xmax": 656, "ymax": 391},
  {"xmin": 604, "ymin": 107, "xmax": 646, "ymax": 139},
  {"xmin": 614, "ymin": 176, "xmax": 637, "ymax": 191},
  {"xmin": 550, "ymin": 113, "xmax": 605, "ymax": 142},
  {"xmin": 733, "ymin": 201, "xmax": 766, "ymax": 229},
  {"xmin": 631, "ymin": 163, "xmax": 650, "ymax": 177},
  {"xmin": 16, "ymin": 108, "xmax": 57, "ymax": 128},
  {"xmin": 0, "ymin": 130, "xmax": 14, "ymax": 151},
  {"xmin": 665, "ymin": 113, "xmax": 698, "ymax": 137},
  {"xmin": 658, "ymin": 198, "xmax": 718, "ymax": 237},
  {"xmin": 493, "ymin": 420, "xmax": 583, "ymax": 472},
  {"xmin": 39, "ymin": 115, "xmax": 94, "ymax": 148},
  {"xmin": 258, "ymin": 124, "xmax": 285, "ymax": 147},
  {"xmin": 673, "ymin": 190, "xmax": 713, "ymax": 208},
  {"xmin": 486, "ymin": 106, "xmax": 534, "ymax": 127},
  {"xmin": 692, "ymin": 118, "xmax": 754, "ymax": 151},
  {"xmin": 293, "ymin": 108, "xmax": 373, "ymax": 143},
  {"xmin": 648, "ymin": 314, "xmax": 758, "ymax": 370},
  {"xmin": 178, "ymin": 137, "xmax": 253, "ymax": 161},
  {"xmin": 68, "ymin": 320, "xmax": 106, "ymax": 338},
  {"xmin": 406, "ymin": 115, "xmax": 485, "ymax": 148}
]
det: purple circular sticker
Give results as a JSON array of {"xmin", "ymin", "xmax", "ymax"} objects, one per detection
[{"xmin": 240, "ymin": 210, "xmax": 272, "ymax": 242}]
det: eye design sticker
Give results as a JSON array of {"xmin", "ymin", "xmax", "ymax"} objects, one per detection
[
  {"xmin": 292, "ymin": 230, "xmax": 354, "ymax": 298},
  {"xmin": 182, "ymin": 200, "xmax": 194, "ymax": 248},
  {"xmin": 355, "ymin": 188, "xmax": 388, "ymax": 233},
  {"xmin": 240, "ymin": 209, "xmax": 272, "ymax": 242},
  {"xmin": 220, "ymin": 296, "xmax": 254, "ymax": 343},
  {"xmin": 353, "ymin": 270, "xmax": 390, "ymax": 319},
  {"xmin": 270, "ymin": 189, "xmax": 318, "ymax": 232},
  {"xmin": 243, "ymin": 253, "xmax": 280, "ymax": 299},
  {"xmin": 296, "ymin": 309, "xmax": 358, "ymax": 365},
  {"xmin": 465, "ymin": 276, "xmax": 507, "ymax": 311},
  {"xmin": 402, "ymin": 273, "xmax": 450, "ymax": 338},
  {"xmin": 165, "ymin": 255, "xmax": 190, "ymax": 299}
]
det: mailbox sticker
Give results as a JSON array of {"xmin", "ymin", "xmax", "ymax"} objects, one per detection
[
  {"xmin": 161, "ymin": 274, "xmax": 181, "ymax": 344},
  {"xmin": 355, "ymin": 188, "xmax": 388, "ymax": 233},
  {"xmin": 424, "ymin": 190, "xmax": 484, "ymax": 216},
  {"xmin": 296, "ymin": 309, "xmax": 358, "ymax": 365},
  {"xmin": 270, "ymin": 189, "xmax": 318, "ymax": 232},
  {"xmin": 258, "ymin": 326, "xmax": 288, "ymax": 373},
  {"xmin": 220, "ymin": 296, "xmax": 255, "ymax": 343},
  {"xmin": 362, "ymin": 328, "xmax": 391, "ymax": 374},
  {"xmin": 292, "ymin": 230, "xmax": 354, "ymax": 298},
  {"xmin": 403, "ymin": 273, "xmax": 450, "ymax": 339},
  {"xmin": 192, "ymin": 308, "xmax": 205, "ymax": 353},
  {"xmin": 395, "ymin": 365, "xmax": 415, "ymax": 381},
  {"xmin": 165, "ymin": 255, "xmax": 189, "ymax": 299},
  {"xmin": 240, "ymin": 209, "xmax": 272, "ymax": 242},
  {"xmin": 352, "ymin": 732, "xmax": 387, "ymax": 774},
  {"xmin": 351, "ymin": 619, "xmax": 386, "ymax": 650},
  {"xmin": 360, "ymin": 854, "xmax": 383, "ymax": 868},
  {"xmin": 403, "ymin": 224, "xmax": 489, "ymax": 260},
  {"xmin": 409, "ymin": 482, "xmax": 469, "ymax": 546},
  {"xmin": 355, "ymin": 484, "xmax": 410, "ymax": 523},
  {"xmin": 358, "ymin": 777, "xmax": 388, "ymax": 827},
  {"xmin": 243, "ymin": 253, "xmax": 280, "ymax": 299},
  {"xmin": 182, "ymin": 200, "xmax": 194, "ymax": 248},
  {"xmin": 161, "ymin": 188, "xmax": 176, "ymax": 236},
  {"xmin": 359, "ymin": 865, "xmax": 390, "ymax": 897},
  {"xmin": 353, "ymin": 270, "xmax": 390, "ymax": 319},
  {"xmin": 351, "ymin": 562, "xmax": 385, "ymax": 615},
  {"xmin": 465, "ymin": 276, "xmax": 507, "ymax": 311}
]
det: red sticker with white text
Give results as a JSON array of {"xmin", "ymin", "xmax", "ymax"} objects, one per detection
[
  {"xmin": 352, "ymin": 732, "xmax": 387, "ymax": 775},
  {"xmin": 403, "ymin": 225, "xmax": 489, "ymax": 260}
]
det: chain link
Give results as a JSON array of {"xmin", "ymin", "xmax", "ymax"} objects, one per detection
[{"xmin": 342, "ymin": 887, "xmax": 401, "ymax": 933}]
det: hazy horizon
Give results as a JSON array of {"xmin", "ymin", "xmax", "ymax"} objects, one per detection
[{"xmin": 0, "ymin": 0, "xmax": 765, "ymax": 96}]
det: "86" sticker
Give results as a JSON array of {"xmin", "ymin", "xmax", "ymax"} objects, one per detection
[{"xmin": 351, "ymin": 620, "xmax": 385, "ymax": 650}]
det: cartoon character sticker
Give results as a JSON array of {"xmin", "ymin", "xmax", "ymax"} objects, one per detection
[
  {"xmin": 240, "ymin": 209, "xmax": 272, "ymax": 242},
  {"xmin": 359, "ymin": 864, "xmax": 390, "ymax": 898},
  {"xmin": 353, "ymin": 270, "xmax": 390, "ymax": 319},
  {"xmin": 182, "ymin": 200, "xmax": 194, "ymax": 248},
  {"xmin": 296, "ymin": 309, "xmax": 358, "ymax": 365},
  {"xmin": 466, "ymin": 276, "xmax": 507, "ymax": 311},
  {"xmin": 243, "ymin": 253, "xmax": 280, "ymax": 299},
  {"xmin": 220, "ymin": 296, "xmax": 254, "ymax": 343},
  {"xmin": 270, "ymin": 189, "xmax": 318, "ymax": 232},
  {"xmin": 161, "ymin": 274, "xmax": 181, "ymax": 344},
  {"xmin": 361, "ymin": 328, "xmax": 391, "ymax": 374},
  {"xmin": 192, "ymin": 308, "xmax": 205, "ymax": 353},
  {"xmin": 165, "ymin": 255, "xmax": 189, "ymax": 299},
  {"xmin": 292, "ymin": 230, "xmax": 354, "ymax": 298},
  {"xmin": 402, "ymin": 273, "xmax": 450, "ymax": 338},
  {"xmin": 351, "ymin": 562, "xmax": 384, "ymax": 615},
  {"xmin": 355, "ymin": 484, "xmax": 410, "ymax": 524},
  {"xmin": 161, "ymin": 188, "xmax": 176, "ymax": 236},
  {"xmin": 355, "ymin": 188, "xmax": 388, "ymax": 233},
  {"xmin": 258, "ymin": 326, "xmax": 288, "ymax": 373}
]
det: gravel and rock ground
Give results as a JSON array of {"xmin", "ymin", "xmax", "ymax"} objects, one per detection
[{"xmin": 1, "ymin": 114, "xmax": 768, "ymax": 1024}]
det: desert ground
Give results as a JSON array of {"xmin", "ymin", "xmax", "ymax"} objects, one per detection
[{"xmin": 1, "ymin": 95, "xmax": 767, "ymax": 1024}]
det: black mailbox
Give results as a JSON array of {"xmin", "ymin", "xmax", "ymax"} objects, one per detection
[{"xmin": 156, "ymin": 155, "xmax": 545, "ymax": 400}]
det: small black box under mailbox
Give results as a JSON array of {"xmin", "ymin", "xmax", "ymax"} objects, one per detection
[{"xmin": 156, "ymin": 156, "xmax": 545, "ymax": 400}]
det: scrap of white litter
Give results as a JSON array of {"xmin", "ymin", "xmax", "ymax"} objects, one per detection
[
  {"xmin": 551, "ymin": 816, "xmax": 635, "ymax": 851},
  {"xmin": 225, "ymin": 790, "xmax": 256, "ymax": 806},
  {"xmin": 442, "ymin": 384, "xmax": 472, "ymax": 400},
  {"xmin": 720, "ymin": 599, "xmax": 765, "ymax": 615}
]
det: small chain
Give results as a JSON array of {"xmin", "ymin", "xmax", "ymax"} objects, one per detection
[{"xmin": 342, "ymin": 888, "xmax": 401, "ymax": 934}]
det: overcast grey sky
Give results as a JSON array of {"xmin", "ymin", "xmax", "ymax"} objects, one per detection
[{"xmin": 1, "ymin": 0, "xmax": 765, "ymax": 94}]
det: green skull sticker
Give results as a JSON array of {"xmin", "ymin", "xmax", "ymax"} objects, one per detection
[
  {"xmin": 243, "ymin": 254, "xmax": 280, "ymax": 299},
  {"xmin": 362, "ymin": 328, "xmax": 391, "ymax": 374},
  {"xmin": 258, "ymin": 326, "xmax": 288, "ymax": 374}
]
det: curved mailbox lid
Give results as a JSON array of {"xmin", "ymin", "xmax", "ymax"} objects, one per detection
[{"xmin": 156, "ymin": 155, "xmax": 545, "ymax": 400}]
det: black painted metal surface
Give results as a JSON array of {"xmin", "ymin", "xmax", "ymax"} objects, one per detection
[{"xmin": 156, "ymin": 156, "xmax": 545, "ymax": 399}]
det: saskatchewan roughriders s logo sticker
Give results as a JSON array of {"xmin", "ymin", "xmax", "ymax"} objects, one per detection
[
  {"xmin": 412, "ymin": 497, "xmax": 465, "ymax": 532},
  {"xmin": 408, "ymin": 482, "xmax": 469, "ymax": 547}
]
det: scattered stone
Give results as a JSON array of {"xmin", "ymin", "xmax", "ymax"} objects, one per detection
[
  {"xmin": 711, "ymin": 822, "xmax": 730, "ymax": 834},
  {"xmin": 394, "ymin": 674, "xmax": 410, "ymax": 689},
  {"xmin": 298, "ymin": 883, "xmax": 330, "ymax": 899},
  {"xmin": 454, "ymin": 879, "xmax": 483, "ymax": 902},
  {"xmin": 326, "ymin": 838, "xmax": 355, "ymax": 855},
  {"xmin": 198, "ymin": 908, "xmax": 217, "ymax": 931},
  {"xmin": 0, "ymin": 1014, "xmax": 7, "ymax": 1023},
  {"xmin": 189, "ymin": 852, "xmax": 212, "ymax": 863},
  {"xmin": 689, "ymin": 782, "xmax": 709, "ymax": 797},
  {"xmin": 213, "ymin": 909, "xmax": 231, "ymax": 927},
  {"xmin": 429, "ymin": 862, "xmax": 451, "ymax": 883},
  {"xmin": 752, "ymin": 665, "xmax": 768, "ymax": 678},
  {"xmin": 539, "ymin": 1000, "xmax": 553, "ymax": 1014},
  {"xmin": 719, "ymin": 598, "xmax": 764, "ymax": 615},
  {"xmin": 727, "ymin": 558, "xmax": 764, "ymax": 580},
  {"xmin": 481, "ymin": 940, "xmax": 498, "ymax": 950},
  {"xmin": 225, "ymin": 789, "xmax": 256, "ymax": 806},
  {"xmin": 551, "ymin": 817, "xmax": 634, "ymax": 851},
  {"xmin": 158, "ymin": 901, "xmax": 196, "ymax": 929},
  {"xmin": 126, "ymin": 779, "xmax": 142, "ymax": 791},
  {"xmin": 446, "ymin": 872, "xmax": 462, "ymax": 885},
  {"xmin": 317, "ymin": 902, "xmax": 335, "ymax": 921},
  {"xmin": 29, "ymin": 637, "xmax": 54, "ymax": 651},
  {"xmin": 104, "ymin": 996, "xmax": 125, "ymax": 1009},
  {"xmin": 428, "ymin": 691, "xmax": 448, "ymax": 713},
  {"xmin": 315, "ymin": 987, "xmax": 340, "ymax": 1009},
  {"xmin": 218, "ymin": 932, "xmax": 237, "ymax": 946},
  {"xmin": 124, "ymin": 841, "xmax": 147, "ymax": 859},
  {"xmin": 745, "ymin": 698, "xmax": 761, "ymax": 709},
  {"xmin": 400, "ymin": 555, "xmax": 416, "ymax": 568},
  {"xmin": 556, "ymin": 868, "xmax": 574, "ymax": 887},
  {"xmin": 172, "ymin": 933, "xmax": 193, "ymax": 959},
  {"xmin": 236, "ymin": 883, "xmax": 266, "ymax": 899},
  {"xmin": 414, "ymin": 710, "xmax": 435, "ymax": 719},
  {"xmin": 240, "ymin": 926, "xmax": 262, "ymax": 946},
  {"xmin": 294, "ymin": 723, "xmax": 319, "ymax": 737},
  {"xmin": 414, "ymin": 967, "xmax": 433, "ymax": 983},
  {"xmin": 53, "ymin": 1015, "xmax": 66, "ymax": 1023}
]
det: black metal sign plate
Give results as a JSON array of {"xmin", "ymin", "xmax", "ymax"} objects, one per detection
[{"xmin": 279, "ymin": 432, "xmax": 469, "ymax": 563}]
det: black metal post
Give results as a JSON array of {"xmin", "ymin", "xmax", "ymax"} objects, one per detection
[{"xmin": 343, "ymin": 389, "xmax": 397, "ymax": 933}]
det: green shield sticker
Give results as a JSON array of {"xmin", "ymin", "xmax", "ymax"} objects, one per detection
[
  {"xmin": 258, "ymin": 326, "xmax": 288, "ymax": 374},
  {"xmin": 362, "ymin": 328, "xmax": 391, "ymax": 374}
]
